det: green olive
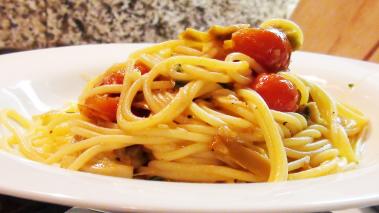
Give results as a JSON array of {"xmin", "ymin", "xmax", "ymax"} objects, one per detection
[{"xmin": 259, "ymin": 19, "xmax": 304, "ymax": 51}]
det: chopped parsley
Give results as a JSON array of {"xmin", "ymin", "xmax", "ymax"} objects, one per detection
[
  {"xmin": 348, "ymin": 83, "xmax": 355, "ymax": 89},
  {"xmin": 173, "ymin": 64, "xmax": 183, "ymax": 73}
]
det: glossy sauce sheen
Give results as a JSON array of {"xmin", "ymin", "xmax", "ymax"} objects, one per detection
[
  {"xmin": 232, "ymin": 28, "xmax": 292, "ymax": 72},
  {"xmin": 252, "ymin": 74, "xmax": 299, "ymax": 112}
]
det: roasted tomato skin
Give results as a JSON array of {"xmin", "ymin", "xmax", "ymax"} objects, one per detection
[
  {"xmin": 134, "ymin": 61, "xmax": 150, "ymax": 75},
  {"xmin": 80, "ymin": 95, "xmax": 119, "ymax": 122},
  {"xmin": 99, "ymin": 61, "xmax": 150, "ymax": 86},
  {"xmin": 251, "ymin": 73, "xmax": 299, "ymax": 112},
  {"xmin": 82, "ymin": 61, "xmax": 151, "ymax": 122},
  {"xmin": 100, "ymin": 70, "xmax": 124, "ymax": 85},
  {"xmin": 231, "ymin": 28, "xmax": 292, "ymax": 72}
]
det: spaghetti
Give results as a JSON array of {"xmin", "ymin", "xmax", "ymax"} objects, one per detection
[{"xmin": 0, "ymin": 19, "xmax": 368, "ymax": 183}]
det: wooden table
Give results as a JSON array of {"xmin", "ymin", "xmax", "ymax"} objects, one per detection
[{"xmin": 291, "ymin": 0, "xmax": 379, "ymax": 63}]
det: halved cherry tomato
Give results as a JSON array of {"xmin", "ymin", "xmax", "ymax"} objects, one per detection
[
  {"xmin": 100, "ymin": 70, "xmax": 125, "ymax": 85},
  {"xmin": 99, "ymin": 60, "xmax": 150, "ymax": 86},
  {"xmin": 231, "ymin": 28, "xmax": 292, "ymax": 72},
  {"xmin": 82, "ymin": 61, "xmax": 151, "ymax": 122},
  {"xmin": 80, "ymin": 95, "xmax": 119, "ymax": 122},
  {"xmin": 134, "ymin": 60, "xmax": 150, "ymax": 75},
  {"xmin": 251, "ymin": 73, "xmax": 299, "ymax": 112}
]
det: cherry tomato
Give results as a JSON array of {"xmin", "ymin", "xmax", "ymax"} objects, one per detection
[
  {"xmin": 84, "ymin": 64, "xmax": 122, "ymax": 120},
  {"xmin": 100, "ymin": 70, "xmax": 125, "ymax": 85},
  {"xmin": 80, "ymin": 95, "xmax": 119, "ymax": 122},
  {"xmin": 231, "ymin": 28, "xmax": 292, "ymax": 72},
  {"xmin": 134, "ymin": 60, "xmax": 150, "ymax": 75},
  {"xmin": 251, "ymin": 73, "xmax": 299, "ymax": 112},
  {"xmin": 83, "ymin": 61, "xmax": 151, "ymax": 122},
  {"xmin": 100, "ymin": 61, "xmax": 150, "ymax": 86}
]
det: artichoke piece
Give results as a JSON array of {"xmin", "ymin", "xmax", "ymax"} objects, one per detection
[
  {"xmin": 179, "ymin": 28, "xmax": 210, "ymax": 42},
  {"xmin": 208, "ymin": 24, "xmax": 250, "ymax": 40}
]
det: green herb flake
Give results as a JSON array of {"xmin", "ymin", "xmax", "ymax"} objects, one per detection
[
  {"xmin": 348, "ymin": 83, "xmax": 355, "ymax": 89},
  {"xmin": 174, "ymin": 64, "xmax": 183, "ymax": 73}
]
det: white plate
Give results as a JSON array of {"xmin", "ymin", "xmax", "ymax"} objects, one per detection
[{"xmin": 0, "ymin": 44, "xmax": 379, "ymax": 213}]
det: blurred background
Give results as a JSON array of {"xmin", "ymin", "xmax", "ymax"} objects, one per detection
[
  {"xmin": 0, "ymin": 0, "xmax": 297, "ymax": 48},
  {"xmin": 0, "ymin": 0, "xmax": 378, "ymax": 62}
]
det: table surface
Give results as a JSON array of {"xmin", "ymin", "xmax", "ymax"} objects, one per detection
[
  {"xmin": 291, "ymin": 0, "xmax": 379, "ymax": 63},
  {"xmin": 1, "ymin": 193, "xmax": 379, "ymax": 213},
  {"xmin": 0, "ymin": 194, "xmax": 69, "ymax": 213}
]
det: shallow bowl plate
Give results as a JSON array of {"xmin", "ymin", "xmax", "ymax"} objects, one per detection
[{"xmin": 0, "ymin": 44, "xmax": 379, "ymax": 213}]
